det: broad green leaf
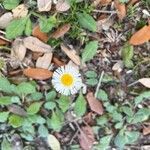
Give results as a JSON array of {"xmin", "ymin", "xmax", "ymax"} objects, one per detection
[
  {"xmin": 125, "ymin": 131, "xmax": 139, "ymax": 144},
  {"xmin": 111, "ymin": 111, "xmax": 123, "ymax": 121},
  {"xmin": 6, "ymin": 17, "xmax": 27, "ymax": 39},
  {"xmin": 29, "ymin": 92, "xmax": 43, "ymax": 101},
  {"xmin": 38, "ymin": 125, "xmax": 49, "ymax": 137},
  {"xmin": 39, "ymin": 16, "xmax": 57, "ymax": 33},
  {"xmin": 99, "ymin": 135, "xmax": 112, "ymax": 150},
  {"xmin": 134, "ymin": 91, "xmax": 150, "ymax": 105},
  {"xmin": 86, "ymin": 78, "xmax": 98, "ymax": 86},
  {"xmin": 85, "ymin": 71, "xmax": 97, "ymax": 78},
  {"xmin": 115, "ymin": 122, "xmax": 123, "ymax": 129},
  {"xmin": 25, "ymin": 17, "xmax": 32, "ymax": 36},
  {"xmin": 121, "ymin": 106, "xmax": 134, "ymax": 116},
  {"xmin": 27, "ymin": 102, "xmax": 42, "ymax": 115},
  {"xmin": 121, "ymin": 43, "xmax": 134, "ymax": 68},
  {"xmin": 0, "ymin": 77, "xmax": 12, "ymax": 93},
  {"xmin": 9, "ymin": 114, "xmax": 24, "ymax": 128},
  {"xmin": 46, "ymin": 90, "xmax": 57, "ymax": 101},
  {"xmin": 57, "ymin": 96, "xmax": 70, "ymax": 112},
  {"xmin": 0, "ymin": 96, "xmax": 12, "ymax": 105},
  {"xmin": 1, "ymin": 138, "xmax": 12, "ymax": 150},
  {"xmin": 97, "ymin": 90, "xmax": 108, "ymax": 101},
  {"xmin": 82, "ymin": 41, "xmax": 98, "ymax": 63},
  {"xmin": 17, "ymin": 82, "xmax": 36, "ymax": 96},
  {"xmin": 44, "ymin": 102, "xmax": 56, "ymax": 110},
  {"xmin": 77, "ymin": 12, "xmax": 97, "ymax": 32},
  {"xmin": 48, "ymin": 111, "xmax": 62, "ymax": 131},
  {"xmin": 74, "ymin": 93, "xmax": 87, "ymax": 117},
  {"xmin": 96, "ymin": 115, "xmax": 108, "ymax": 126},
  {"xmin": 3, "ymin": 0, "xmax": 20, "ymax": 10},
  {"xmin": 0, "ymin": 112, "xmax": 9, "ymax": 122}
]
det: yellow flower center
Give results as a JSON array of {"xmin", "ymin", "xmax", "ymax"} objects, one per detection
[{"xmin": 61, "ymin": 73, "xmax": 74, "ymax": 86}]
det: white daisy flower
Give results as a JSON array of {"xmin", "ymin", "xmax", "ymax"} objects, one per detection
[{"xmin": 52, "ymin": 65, "xmax": 82, "ymax": 95}]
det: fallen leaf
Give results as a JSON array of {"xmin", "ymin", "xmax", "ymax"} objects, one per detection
[
  {"xmin": 83, "ymin": 112, "xmax": 95, "ymax": 125},
  {"xmin": 12, "ymin": 4, "xmax": 28, "ymax": 18},
  {"xmin": 0, "ymin": 38, "xmax": 9, "ymax": 45},
  {"xmin": 23, "ymin": 68, "xmax": 53, "ymax": 80},
  {"xmin": 112, "ymin": 61, "xmax": 124, "ymax": 73},
  {"xmin": 143, "ymin": 125, "xmax": 150, "ymax": 135},
  {"xmin": 0, "ymin": 12, "xmax": 13, "ymax": 29},
  {"xmin": 61, "ymin": 44, "xmax": 81, "ymax": 66},
  {"xmin": 23, "ymin": 36, "xmax": 52, "ymax": 53},
  {"xmin": 138, "ymin": 78, "xmax": 150, "ymax": 88},
  {"xmin": 114, "ymin": 0, "xmax": 126, "ymax": 20},
  {"xmin": 86, "ymin": 92, "xmax": 104, "ymax": 115},
  {"xmin": 129, "ymin": 25, "xmax": 150, "ymax": 45},
  {"xmin": 32, "ymin": 25, "xmax": 49, "ymax": 42},
  {"xmin": 78, "ymin": 126, "xmax": 95, "ymax": 150},
  {"xmin": 50, "ymin": 23, "xmax": 71, "ymax": 39},
  {"xmin": 37, "ymin": 0, "xmax": 52, "ymax": 12},
  {"xmin": 52, "ymin": 57, "xmax": 65, "ymax": 66},
  {"xmin": 100, "ymin": 0, "xmax": 112, "ymax": 6},
  {"xmin": 32, "ymin": 52, "xmax": 43, "ymax": 60},
  {"xmin": 8, "ymin": 104, "xmax": 27, "ymax": 117},
  {"xmin": 36, "ymin": 53, "xmax": 53, "ymax": 69},
  {"xmin": 47, "ymin": 134, "xmax": 61, "ymax": 150},
  {"xmin": 56, "ymin": 0, "xmax": 70, "ymax": 12},
  {"xmin": 12, "ymin": 38, "xmax": 27, "ymax": 61}
]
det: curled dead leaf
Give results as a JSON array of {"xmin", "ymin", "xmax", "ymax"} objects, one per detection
[
  {"xmin": 114, "ymin": 0, "xmax": 126, "ymax": 20},
  {"xmin": 23, "ymin": 36, "xmax": 52, "ymax": 53},
  {"xmin": 56, "ymin": 0, "xmax": 70, "ymax": 12},
  {"xmin": 23, "ymin": 68, "xmax": 53, "ymax": 80},
  {"xmin": 36, "ymin": 53, "xmax": 53, "ymax": 69},
  {"xmin": 32, "ymin": 25, "xmax": 49, "ymax": 42},
  {"xmin": 37, "ymin": 0, "xmax": 52, "ymax": 12},
  {"xmin": 50, "ymin": 23, "xmax": 71, "ymax": 39},
  {"xmin": 0, "ymin": 38, "xmax": 9, "ymax": 45},
  {"xmin": 61, "ymin": 44, "xmax": 81, "ymax": 66},
  {"xmin": 143, "ymin": 125, "xmax": 150, "ymax": 135},
  {"xmin": 12, "ymin": 38, "xmax": 27, "ymax": 61},
  {"xmin": 12, "ymin": 4, "xmax": 28, "ymax": 18},
  {"xmin": 78, "ymin": 126, "xmax": 95, "ymax": 150},
  {"xmin": 52, "ymin": 57, "xmax": 65, "ymax": 67},
  {"xmin": 138, "ymin": 78, "xmax": 150, "ymax": 88},
  {"xmin": 86, "ymin": 92, "xmax": 104, "ymax": 115},
  {"xmin": 129, "ymin": 25, "xmax": 150, "ymax": 45}
]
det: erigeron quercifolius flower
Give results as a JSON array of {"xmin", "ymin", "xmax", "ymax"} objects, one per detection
[{"xmin": 52, "ymin": 65, "xmax": 83, "ymax": 95}]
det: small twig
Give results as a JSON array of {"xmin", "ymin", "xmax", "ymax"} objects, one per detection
[
  {"xmin": 127, "ymin": 80, "xmax": 139, "ymax": 87},
  {"xmin": 0, "ymin": 30, "xmax": 6, "ymax": 35},
  {"xmin": 0, "ymin": 36, "xmax": 11, "ymax": 42},
  {"xmin": 69, "ymin": 130, "xmax": 79, "ymax": 145},
  {"xmin": 93, "ymin": 10, "xmax": 117, "ymax": 14},
  {"xmin": 94, "ymin": 71, "xmax": 104, "ymax": 98}
]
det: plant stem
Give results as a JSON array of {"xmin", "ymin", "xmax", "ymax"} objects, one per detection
[{"xmin": 0, "ymin": 46, "xmax": 11, "ymax": 51}]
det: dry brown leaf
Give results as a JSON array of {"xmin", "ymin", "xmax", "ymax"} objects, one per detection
[
  {"xmin": 23, "ymin": 68, "xmax": 53, "ymax": 80},
  {"xmin": 138, "ymin": 78, "xmax": 150, "ymax": 88},
  {"xmin": 60, "ymin": 44, "xmax": 81, "ymax": 66},
  {"xmin": 8, "ymin": 104, "xmax": 27, "ymax": 117},
  {"xmin": 37, "ymin": 0, "xmax": 52, "ymax": 12},
  {"xmin": 12, "ymin": 38, "xmax": 27, "ymax": 61},
  {"xmin": 56, "ymin": 0, "xmax": 70, "ymax": 12},
  {"xmin": 50, "ymin": 23, "xmax": 71, "ymax": 39},
  {"xmin": 100, "ymin": 0, "xmax": 112, "ymax": 6},
  {"xmin": 0, "ymin": 38, "xmax": 9, "ymax": 45},
  {"xmin": 23, "ymin": 36, "xmax": 52, "ymax": 53},
  {"xmin": 129, "ymin": 25, "xmax": 150, "ymax": 45},
  {"xmin": 32, "ymin": 52, "xmax": 43, "ymax": 60},
  {"xmin": 32, "ymin": 25, "xmax": 49, "ymax": 42},
  {"xmin": 12, "ymin": 4, "xmax": 28, "ymax": 18},
  {"xmin": 114, "ymin": 0, "xmax": 126, "ymax": 20},
  {"xmin": 143, "ymin": 126, "xmax": 150, "ymax": 135},
  {"xmin": 86, "ymin": 92, "xmax": 104, "ymax": 115},
  {"xmin": 52, "ymin": 57, "xmax": 65, "ymax": 66},
  {"xmin": 36, "ymin": 53, "xmax": 53, "ymax": 69},
  {"xmin": 0, "ymin": 12, "xmax": 13, "ymax": 29},
  {"xmin": 78, "ymin": 126, "xmax": 95, "ymax": 150}
]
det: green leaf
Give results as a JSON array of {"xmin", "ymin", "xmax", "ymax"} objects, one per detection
[
  {"xmin": 121, "ymin": 43, "xmax": 134, "ymax": 68},
  {"xmin": 96, "ymin": 115, "xmax": 108, "ymax": 126},
  {"xmin": 0, "ymin": 112, "xmax": 9, "ymax": 122},
  {"xmin": 46, "ymin": 90, "xmax": 57, "ymax": 101},
  {"xmin": 86, "ymin": 78, "xmax": 98, "ymax": 86},
  {"xmin": 0, "ymin": 96, "xmax": 12, "ymax": 105},
  {"xmin": 99, "ymin": 135, "xmax": 112, "ymax": 150},
  {"xmin": 74, "ymin": 93, "xmax": 87, "ymax": 117},
  {"xmin": 27, "ymin": 102, "xmax": 42, "ymax": 115},
  {"xmin": 3, "ymin": 0, "xmax": 20, "ymax": 10},
  {"xmin": 17, "ymin": 82, "xmax": 36, "ymax": 96},
  {"xmin": 1, "ymin": 138, "xmax": 12, "ymax": 150},
  {"xmin": 77, "ymin": 12, "xmax": 97, "ymax": 32},
  {"xmin": 121, "ymin": 106, "xmax": 134, "ymax": 116},
  {"xmin": 25, "ymin": 17, "xmax": 32, "ymax": 36},
  {"xmin": 85, "ymin": 71, "xmax": 97, "ymax": 78},
  {"xmin": 57, "ymin": 96, "xmax": 70, "ymax": 113},
  {"xmin": 6, "ymin": 17, "xmax": 27, "ymax": 39},
  {"xmin": 9, "ymin": 114, "xmax": 24, "ymax": 128},
  {"xmin": 38, "ymin": 125, "xmax": 49, "ymax": 138},
  {"xmin": 125, "ymin": 131, "xmax": 139, "ymax": 144},
  {"xmin": 29, "ymin": 92, "xmax": 43, "ymax": 101},
  {"xmin": 111, "ymin": 111, "xmax": 123, "ymax": 121},
  {"xmin": 39, "ymin": 16, "xmax": 57, "ymax": 33},
  {"xmin": 97, "ymin": 90, "xmax": 108, "ymax": 101},
  {"xmin": 44, "ymin": 101, "xmax": 56, "ymax": 110},
  {"xmin": 82, "ymin": 41, "xmax": 98, "ymax": 63},
  {"xmin": 134, "ymin": 91, "xmax": 150, "ymax": 105},
  {"xmin": 115, "ymin": 122, "xmax": 123, "ymax": 129}
]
